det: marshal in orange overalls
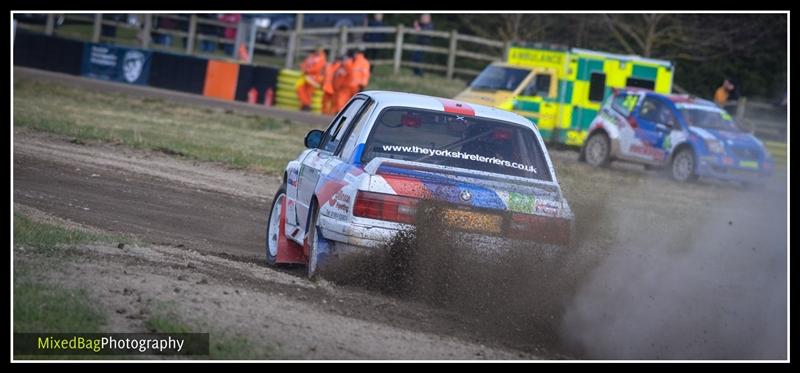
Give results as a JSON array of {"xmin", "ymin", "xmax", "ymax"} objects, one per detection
[
  {"xmin": 322, "ymin": 59, "xmax": 341, "ymax": 115},
  {"xmin": 296, "ymin": 48, "xmax": 327, "ymax": 111},
  {"xmin": 333, "ymin": 56, "xmax": 353, "ymax": 112},
  {"xmin": 349, "ymin": 51, "xmax": 371, "ymax": 93}
]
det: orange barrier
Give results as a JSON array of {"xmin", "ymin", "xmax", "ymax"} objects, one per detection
[{"xmin": 203, "ymin": 60, "xmax": 240, "ymax": 101}]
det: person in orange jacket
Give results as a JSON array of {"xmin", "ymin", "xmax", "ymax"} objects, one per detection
[
  {"xmin": 333, "ymin": 53, "xmax": 354, "ymax": 113},
  {"xmin": 350, "ymin": 48, "xmax": 371, "ymax": 93},
  {"xmin": 296, "ymin": 47, "xmax": 327, "ymax": 111},
  {"xmin": 322, "ymin": 56, "xmax": 342, "ymax": 115}
]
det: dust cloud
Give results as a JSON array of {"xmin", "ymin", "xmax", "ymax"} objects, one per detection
[
  {"xmin": 559, "ymin": 177, "xmax": 788, "ymax": 359},
  {"xmin": 322, "ymin": 176, "xmax": 787, "ymax": 359}
]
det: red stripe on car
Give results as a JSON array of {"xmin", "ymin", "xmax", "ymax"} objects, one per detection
[{"xmin": 438, "ymin": 99, "xmax": 475, "ymax": 116}]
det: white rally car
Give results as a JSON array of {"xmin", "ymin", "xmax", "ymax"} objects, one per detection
[{"xmin": 265, "ymin": 91, "xmax": 574, "ymax": 278}]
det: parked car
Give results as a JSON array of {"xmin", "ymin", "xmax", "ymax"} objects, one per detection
[
  {"xmin": 13, "ymin": 13, "xmax": 65, "ymax": 27},
  {"xmin": 265, "ymin": 91, "xmax": 575, "ymax": 278},
  {"xmin": 580, "ymin": 88, "xmax": 775, "ymax": 184},
  {"xmin": 246, "ymin": 13, "xmax": 367, "ymax": 45}
]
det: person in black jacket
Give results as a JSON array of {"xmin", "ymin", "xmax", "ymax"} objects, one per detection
[
  {"xmin": 363, "ymin": 13, "xmax": 385, "ymax": 64},
  {"xmin": 412, "ymin": 13, "xmax": 433, "ymax": 77},
  {"xmin": 198, "ymin": 13, "xmax": 218, "ymax": 53}
]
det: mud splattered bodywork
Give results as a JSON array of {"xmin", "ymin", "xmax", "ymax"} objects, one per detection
[
  {"xmin": 267, "ymin": 91, "xmax": 574, "ymax": 277},
  {"xmin": 583, "ymin": 89, "xmax": 775, "ymax": 183}
]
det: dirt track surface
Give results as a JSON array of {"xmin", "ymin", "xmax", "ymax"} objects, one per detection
[
  {"xmin": 13, "ymin": 129, "xmax": 558, "ymax": 359},
  {"xmin": 13, "ymin": 128, "xmax": 788, "ymax": 359},
  {"xmin": 14, "ymin": 130, "xmax": 276, "ymax": 259},
  {"xmin": 13, "ymin": 63, "xmax": 789, "ymax": 359}
]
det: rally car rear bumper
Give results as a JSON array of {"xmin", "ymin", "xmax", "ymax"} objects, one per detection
[{"xmin": 317, "ymin": 214, "xmax": 569, "ymax": 263}]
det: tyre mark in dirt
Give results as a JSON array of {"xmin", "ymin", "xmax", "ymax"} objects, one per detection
[{"xmin": 14, "ymin": 152, "xmax": 269, "ymax": 259}]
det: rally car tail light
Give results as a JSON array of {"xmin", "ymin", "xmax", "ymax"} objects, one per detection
[
  {"xmin": 509, "ymin": 213, "xmax": 572, "ymax": 246},
  {"xmin": 353, "ymin": 191, "xmax": 419, "ymax": 224}
]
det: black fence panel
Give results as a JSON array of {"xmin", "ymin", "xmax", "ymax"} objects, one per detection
[
  {"xmin": 148, "ymin": 51, "xmax": 208, "ymax": 95},
  {"xmin": 14, "ymin": 31, "xmax": 84, "ymax": 75}
]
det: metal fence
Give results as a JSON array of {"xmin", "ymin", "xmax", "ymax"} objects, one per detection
[{"xmin": 16, "ymin": 13, "xmax": 506, "ymax": 80}]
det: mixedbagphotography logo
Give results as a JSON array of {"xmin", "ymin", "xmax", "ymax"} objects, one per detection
[{"xmin": 14, "ymin": 333, "xmax": 209, "ymax": 356}]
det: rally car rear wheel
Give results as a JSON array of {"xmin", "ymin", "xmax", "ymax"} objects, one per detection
[
  {"xmin": 671, "ymin": 149, "xmax": 698, "ymax": 182},
  {"xmin": 265, "ymin": 186, "xmax": 287, "ymax": 266},
  {"xmin": 584, "ymin": 133, "xmax": 611, "ymax": 167}
]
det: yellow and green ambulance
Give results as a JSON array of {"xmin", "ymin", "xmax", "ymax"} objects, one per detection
[{"xmin": 455, "ymin": 44, "xmax": 674, "ymax": 146}]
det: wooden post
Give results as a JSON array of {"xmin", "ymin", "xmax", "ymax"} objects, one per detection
[
  {"xmin": 736, "ymin": 97, "xmax": 750, "ymax": 132},
  {"xmin": 142, "ymin": 14, "xmax": 152, "ymax": 48},
  {"xmin": 294, "ymin": 14, "xmax": 304, "ymax": 68},
  {"xmin": 92, "ymin": 14, "xmax": 102, "ymax": 43},
  {"xmin": 285, "ymin": 31, "xmax": 297, "ymax": 69},
  {"xmin": 234, "ymin": 20, "xmax": 245, "ymax": 59},
  {"xmin": 45, "ymin": 14, "xmax": 55, "ymax": 35},
  {"xmin": 338, "ymin": 26, "xmax": 348, "ymax": 56},
  {"xmin": 186, "ymin": 14, "xmax": 197, "ymax": 54},
  {"xmin": 393, "ymin": 25, "xmax": 405, "ymax": 75},
  {"xmin": 247, "ymin": 20, "xmax": 257, "ymax": 64},
  {"xmin": 446, "ymin": 30, "xmax": 458, "ymax": 80}
]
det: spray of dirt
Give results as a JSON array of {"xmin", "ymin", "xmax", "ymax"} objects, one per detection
[
  {"xmin": 321, "ymin": 175, "xmax": 787, "ymax": 359},
  {"xmin": 558, "ymin": 178, "xmax": 788, "ymax": 359},
  {"xmin": 323, "ymin": 200, "xmax": 594, "ymax": 354}
]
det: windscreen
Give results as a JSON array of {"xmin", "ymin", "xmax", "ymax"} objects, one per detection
[
  {"xmin": 469, "ymin": 65, "xmax": 530, "ymax": 91},
  {"xmin": 362, "ymin": 107, "xmax": 552, "ymax": 182},
  {"xmin": 677, "ymin": 104, "xmax": 742, "ymax": 132}
]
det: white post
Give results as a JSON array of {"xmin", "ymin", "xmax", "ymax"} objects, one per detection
[
  {"xmin": 92, "ymin": 14, "xmax": 102, "ymax": 43},
  {"xmin": 446, "ymin": 30, "xmax": 458, "ymax": 80},
  {"xmin": 393, "ymin": 25, "xmax": 404, "ymax": 75},
  {"xmin": 186, "ymin": 15, "xmax": 197, "ymax": 54}
]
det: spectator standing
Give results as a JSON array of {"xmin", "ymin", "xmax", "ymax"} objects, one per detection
[
  {"xmin": 412, "ymin": 13, "xmax": 433, "ymax": 77},
  {"xmin": 154, "ymin": 15, "xmax": 178, "ymax": 47},
  {"xmin": 714, "ymin": 79, "xmax": 735, "ymax": 107},
  {"xmin": 197, "ymin": 14, "xmax": 217, "ymax": 53},
  {"xmin": 218, "ymin": 13, "xmax": 241, "ymax": 56},
  {"xmin": 363, "ymin": 13, "xmax": 385, "ymax": 65}
]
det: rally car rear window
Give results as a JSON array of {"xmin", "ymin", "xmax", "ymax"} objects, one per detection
[{"xmin": 362, "ymin": 107, "xmax": 553, "ymax": 182}]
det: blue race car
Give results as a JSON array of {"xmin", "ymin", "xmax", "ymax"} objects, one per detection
[{"xmin": 580, "ymin": 88, "xmax": 775, "ymax": 184}]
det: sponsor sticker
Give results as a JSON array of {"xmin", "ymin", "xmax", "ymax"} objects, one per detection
[
  {"xmin": 380, "ymin": 145, "xmax": 538, "ymax": 174},
  {"xmin": 739, "ymin": 160, "xmax": 759, "ymax": 169},
  {"xmin": 507, "ymin": 192, "xmax": 535, "ymax": 214}
]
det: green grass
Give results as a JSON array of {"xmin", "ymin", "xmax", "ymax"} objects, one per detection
[
  {"xmin": 368, "ymin": 65, "xmax": 468, "ymax": 98},
  {"xmin": 14, "ymin": 78, "xmax": 320, "ymax": 175},
  {"xmin": 14, "ymin": 279, "xmax": 106, "ymax": 333},
  {"xmin": 13, "ymin": 212, "xmax": 127, "ymax": 252},
  {"xmin": 12, "ymin": 209, "xmax": 114, "ymax": 359},
  {"xmin": 145, "ymin": 303, "xmax": 284, "ymax": 359}
]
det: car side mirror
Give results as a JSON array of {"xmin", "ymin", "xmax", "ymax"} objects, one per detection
[{"xmin": 304, "ymin": 129, "xmax": 324, "ymax": 148}]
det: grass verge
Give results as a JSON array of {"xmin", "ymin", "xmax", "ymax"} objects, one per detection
[
  {"xmin": 14, "ymin": 78, "xmax": 319, "ymax": 175},
  {"xmin": 145, "ymin": 302, "xmax": 285, "ymax": 359},
  {"xmin": 13, "ymin": 212, "xmax": 126, "ymax": 252}
]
